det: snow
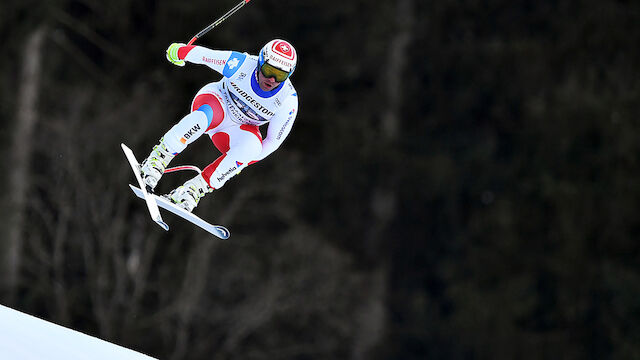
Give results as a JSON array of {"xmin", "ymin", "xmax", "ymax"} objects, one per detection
[{"xmin": 0, "ymin": 304, "xmax": 158, "ymax": 360}]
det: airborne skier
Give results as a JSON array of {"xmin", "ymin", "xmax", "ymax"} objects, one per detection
[{"xmin": 139, "ymin": 39, "xmax": 299, "ymax": 212}]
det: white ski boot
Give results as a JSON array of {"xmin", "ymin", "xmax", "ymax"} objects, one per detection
[
  {"xmin": 168, "ymin": 175, "xmax": 213, "ymax": 212},
  {"xmin": 140, "ymin": 138, "xmax": 175, "ymax": 191}
]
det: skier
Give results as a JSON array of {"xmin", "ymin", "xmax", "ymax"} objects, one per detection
[{"xmin": 140, "ymin": 39, "xmax": 299, "ymax": 212}]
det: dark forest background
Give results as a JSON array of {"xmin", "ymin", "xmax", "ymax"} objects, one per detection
[{"xmin": 1, "ymin": 0, "xmax": 639, "ymax": 359}]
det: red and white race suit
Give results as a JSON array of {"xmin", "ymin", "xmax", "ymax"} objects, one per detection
[{"xmin": 161, "ymin": 45, "xmax": 299, "ymax": 189}]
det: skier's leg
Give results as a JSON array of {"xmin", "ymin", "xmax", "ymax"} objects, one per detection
[
  {"xmin": 203, "ymin": 125, "xmax": 263, "ymax": 189},
  {"xmin": 141, "ymin": 85, "xmax": 225, "ymax": 190},
  {"xmin": 169, "ymin": 125, "xmax": 262, "ymax": 211}
]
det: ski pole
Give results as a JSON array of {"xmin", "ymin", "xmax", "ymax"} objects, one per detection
[{"xmin": 187, "ymin": 0, "xmax": 252, "ymax": 45}]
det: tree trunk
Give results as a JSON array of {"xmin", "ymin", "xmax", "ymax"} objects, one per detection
[
  {"xmin": 4, "ymin": 27, "xmax": 46, "ymax": 302},
  {"xmin": 353, "ymin": 0, "xmax": 414, "ymax": 358}
]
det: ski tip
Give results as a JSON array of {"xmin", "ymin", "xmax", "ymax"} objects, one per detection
[
  {"xmin": 157, "ymin": 220, "xmax": 170, "ymax": 231},
  {"xmin": 215, "ymin": 226, "xmax": 231, "ymax": 239}
]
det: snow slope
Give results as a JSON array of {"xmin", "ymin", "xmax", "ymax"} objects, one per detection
[{"xmin": 0, "ymin": 304, "xmax": 158, "ymax": 360}]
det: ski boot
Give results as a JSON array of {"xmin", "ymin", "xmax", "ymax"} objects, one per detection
[
  {"xmin": 167, "ymin": 175, "xmax": 213, "ymax": 212},
  {"xmin": 140, "ymin": 138, "xmax": 175, "ymax": 191}
]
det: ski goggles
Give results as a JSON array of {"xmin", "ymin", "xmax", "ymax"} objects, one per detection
[{"xmin": 259, "ymin": 62, "xmax": 291, "ymax": 82}]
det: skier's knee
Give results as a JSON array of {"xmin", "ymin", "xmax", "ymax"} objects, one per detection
[
  {"xmin": 229, "ymin": 142, "xmax": 261, "ymax": 164},
  {"xmin": 196, "ymin": 104, "xmax": 214, "ymax": 127}
]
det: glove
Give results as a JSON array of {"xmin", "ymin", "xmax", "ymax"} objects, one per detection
[{"xmin": 166, "ymin": 43, "xmax": 186, "ymax": 66}]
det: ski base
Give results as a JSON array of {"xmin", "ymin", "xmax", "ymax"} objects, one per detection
[
  {"xmin": 129, "ymin": 185, "xmax": 230, "ymax": 240},
  {"xmin": 121, "ymin": 143, "xmax": 169, "ymax": 231}
]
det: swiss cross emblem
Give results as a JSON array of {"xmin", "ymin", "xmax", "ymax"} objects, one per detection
[
  {"xmin": 228, "ymin": 57, "xmax": 240, "ymax": 69},
  {"xmin": 274, "ymin": 41, "xmax": 295, "ymax": 59}
]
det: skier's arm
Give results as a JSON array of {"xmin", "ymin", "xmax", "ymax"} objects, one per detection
[
  {"xmin": 254, "ymin": 94, "xmax": 299, "ymax": 162},
  {"xmin": 166, "ymin": 43, "xmax": 235, "ymax": 74}
]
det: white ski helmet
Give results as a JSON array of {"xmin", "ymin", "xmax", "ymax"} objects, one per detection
[{"xmin": 258, "ymin": 39, "xmax": 297, "ymax": 78}]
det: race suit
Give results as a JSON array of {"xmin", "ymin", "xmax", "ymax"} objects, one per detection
[{"xmin": 160, "ymin": 45, "xmax": 299, "ymax": 189}]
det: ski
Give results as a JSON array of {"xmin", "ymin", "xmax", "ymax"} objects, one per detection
[
  {"xmin": 128, "ymin": 185, "xmax": 230, "ymax": 240},
  {"xmin": 121, "ymin": 143, "xmax": 169, "ymax": 231}
]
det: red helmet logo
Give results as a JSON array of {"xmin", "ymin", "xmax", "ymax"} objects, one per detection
[{"xmin": 272, "ymin": 41, "xmax": 295, "ymax": 60}]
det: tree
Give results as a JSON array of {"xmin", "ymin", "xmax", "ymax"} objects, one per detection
[{"xmin": 4, "ymin": 26, "xmax": 46, "ymax": 303}]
